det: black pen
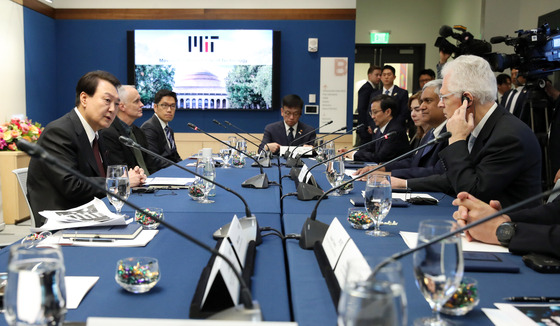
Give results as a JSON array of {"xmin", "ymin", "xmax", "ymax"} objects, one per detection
[
  {"xmin": 504, "ymin": 296, "xmax": 560, "ymax": 303},
  {"xmin": 72, "ymin": 238, "xmax": 115, "ymax": 243}
]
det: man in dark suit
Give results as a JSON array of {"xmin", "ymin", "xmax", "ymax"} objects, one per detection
[
  {"xmin": 27, "ymin": 71, "xmax": 146, "ymax": 226},
  {"xmin": 141, "ymin": 89, "xmax": 182, "ymax": 170},
  {"xmin": 343, "ymin": 94, "xmax": 409, "ymax": 163},
  {"xmin": 501, "ymin": 70, "xmax": 528, "ymax": 121},
  {"xmin": 453, "ymin": 191, "xmax": 560, "ymax": 258},
  {"xmin": 382, "ymin": 79, "xmax": 448, "ymax": 178},
  {"xmin": 259, "ymin": 94, "xmax": 316, "ymax": 154},
  {"xmin": 356, "ymin": 65, "xmax": 381, "ymax": 145},
  {"xmin": 100, "ymin": 85, "xmax": 159, "ymax": 175},
  {"xmin": 371, "ymin": 65, "xmax": 409, "ymax": 127},
  {"xmin": 392, "ymin": 55, "xmax": 542, "ymax": 209}
]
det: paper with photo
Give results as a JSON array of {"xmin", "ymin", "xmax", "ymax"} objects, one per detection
[
  {"xmin": 144, "ymin": 177, "xmax": 195, "ymax": 186},
  {"xmin": 36, "ymin": 198, "xmax": 126, "ymax": 232}
]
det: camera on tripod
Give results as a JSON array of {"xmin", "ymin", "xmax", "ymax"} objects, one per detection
[
  {"xmin": 434, "ymin": 24, "xmax": 492, "ymax": 57},
  {"xmin": 486, "ymin": 23, "xmax": 560, "ymax": 78}
]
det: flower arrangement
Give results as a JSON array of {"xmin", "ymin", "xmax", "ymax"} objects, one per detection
[{"xmin": 0, "ymin": 118, "xmax": 43, "ymax": 151}]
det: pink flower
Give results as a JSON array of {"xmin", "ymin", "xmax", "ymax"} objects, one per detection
[{"xmin": 0, "ymin": 139, "xmax": 6, "ymax": 150}]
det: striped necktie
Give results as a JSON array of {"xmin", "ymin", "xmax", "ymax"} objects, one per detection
[
  {"xmin": 92, "ymin": 136, "xmax": 105, "ymax": 177},
  {"xmin": 164, "ymin": 125, "xmax": 176, "ymax": 150}
]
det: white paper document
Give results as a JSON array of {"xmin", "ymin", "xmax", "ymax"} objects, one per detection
[
  {"xmin": 399, "ymin": 231, "xmax": 510, "ymax": 253},
  {"xmin": 87, "ymin": 318, "xmax": 297, "ymax": 326},
  {"xmin": 392, "ymin": 193, "xmax": 439, "ymax": 202},
  {"xmin": 38, "ymin": 230, "xmax": 159, "ymax": 247},
  {"xmin": 36, "ymin": 198, "xmax": 126, "ymax": 232},
  {"xmin": 144, "ymin": 177, "xmax": 195, "ymax": 186},
  {"xmin": 482, "ymin": 303, "xmax": 558, "ymax": 326},
  {"xmin": 65, "ymin": 276, "xmax": 99, "ymax": 309}
]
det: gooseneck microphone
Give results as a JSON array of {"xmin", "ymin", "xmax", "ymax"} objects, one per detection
[
  {"xmin": 371, "ymin": 185, "xmax": 560, "ymax": 278},
  {"xmin": 295, "ymin": 131, "xmax": 396, "ymax": 201},
  {"xmin": 224, "ymin": 120, "xmax": 264, "ymax": 144},
  {"xmin": 299, "ymin": 131, "xmax": 452, "ymax": 249},
  {"xmin": 16, "ymin": 139, "xmax": 261, "ymax": 319},
  {"xmin": 188, "ymin": 123, "xmax": 269, "ymax": 189},
  {"xmin": 213, "ymin": 119, "xmax": 272, "ymax": 168},
  {"xmin": 223, "ymin": 120, "xmax": 278, "ymax": 168},
  {"xmin": 285, "ymin": 123, "xmax": 347, "ymax": 168}
]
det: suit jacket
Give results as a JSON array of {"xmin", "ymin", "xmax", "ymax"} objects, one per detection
[
  {"xmin": 259, "ymin": 120, "xmax": 316, "ymax": 154},
  {"xmin": 386, "ymin": 126, "xmax": 448, "ymax": 179},
  {"xmin": 547, "ymin": 96, "xmax": 560, "ymax": 174},
  {"xmin": 501, "ymin": 87, "xmax": 530, "ymax": 125},
  {"xmin": 353, "ymin": 118, "xmax": 410, "ymax": 163},
  {"xmin": 27, "ymin": 109, "xmax": 107, "ymax": 226},
  {"xmin": 356, "ymin": 81, "xmax": 376, "ymax": 143},
  {"xmin": 140, "ymin": 114, "xmax": 182, "ymax": 170},
  {"xmin": 507, "ymin": 197, "xmax": 560, "ymax": 258},
  {"xmin": 408, "ymin": 105, "xmax": 542, "ymax": 209},
  {"xmin": 372, "ymin": 85, "xmax": 409, "ymax": 126},
  {"xmin": 99, "ymin": 117, "xmax": 159, "ymax": 175}
]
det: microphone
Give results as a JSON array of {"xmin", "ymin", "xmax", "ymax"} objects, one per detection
[
  {"xmin": 299, "ymin": 131, "xmax": 452, "ymax": 249},
  {"xmin": 284, "ymin": 120, "xmax": 333, "ymax": 160},
  {"xmin": 224, "ymin": 120, "xmax": 264, "ymax": 144},
  {"xmin": 439, "ymin": 25, "xmax": 454, "ymax": 38},
  {"xmin": 16, "ymin": 139, "xmax": 261, "ymax": 319},
  {"xmin": 371, "ymin": 184, "xmax": 560, "ymax": 278},
  {"xmin": 295, "ymin": 131, "xmax": 396, "ymax": 201},
  {"xmin": 490, "ymin": 36, "xmax": 507, "ymax": 44},
  {"xmin": 223, "ymin": 120, "xmax": 278, "ymax": 169},
  {"xmin": 213, "ymin": 119, "xmax": 272, "ymax": 168},
  {"xmin": 118, "ymin": 135, "xmax": 262, "ymax": 245},
  {"xmin": 285, "ymin": 123, "xmax": 347, "ymax": 169},
  {"xmin": 287, "ymin": 124, "xmax": 363, "ymax": 179},
  {"xmin": 188, "ymin": 123, "xmax": 269, "ymax": 189}
]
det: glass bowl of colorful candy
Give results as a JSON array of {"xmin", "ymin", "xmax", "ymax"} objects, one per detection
[
  {"xmin": 441, "ymin": 277, "xmax": 479, "ymax": 316},
  {"xmin": 134, "ymin": 207, "xmax": 164, "ymax": 229},
  {"xmin": 231, "ymin": 153, "xmax": 245, "ymax": 168},
  {"xmin": 338, "ymin": 180, "xmax": 354, "ymax": 195},
  {"xmin": 347, "ymin": 207, "xmax": 374, "ymax": 229},
  {"xmin": 115, "ymin": 257, "xmax": 160, "ymax": 293},
  {"xmin": 188, "ymin": 183, "xmax": 204, "ymax": 201}
]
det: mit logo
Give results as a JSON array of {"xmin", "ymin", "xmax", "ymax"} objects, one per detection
[{"xmin": 188, "ymin": 36, "xmax": 219, "ymax": 52}]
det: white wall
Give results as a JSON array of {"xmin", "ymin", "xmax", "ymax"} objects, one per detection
[
  {"xmin": 48, "ymin": 0, "xmax": 357, "ymax": 9},
  {"xmin": 0, "ymin": 0, "xmax": 26, "ymax": 122}
]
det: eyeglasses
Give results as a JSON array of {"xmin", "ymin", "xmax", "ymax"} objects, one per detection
[
  {"xmin": 370, "ymin": 110, "xmax": 383, "ymax": 116},
  {"xmin": 438, "ymin": 91, "xmax": 461, "ymax": 102},
  {"xmin": 283, "ymin": 111, "xmax": 301, "ymax": 117},
  {"xmin": 158, "ymin": 103, "xmax": 176, "ymax": 110}
]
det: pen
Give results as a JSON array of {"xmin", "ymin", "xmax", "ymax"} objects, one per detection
[
  {"xmin": 504, "ymin": 296, "xmax": 560, "ymax": 303},
  {"xmin": 72, "ymin": 238, "xmax": 115, "ymax": 243}
]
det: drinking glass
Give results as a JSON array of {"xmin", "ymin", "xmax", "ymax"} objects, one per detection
[
  {"xmin": 4, "ymin": 244, "xmax": 67, "ymax": 326},
  {"xmin": 219, "ymin": 142, "xmax": 232, "ymax": 168},
  {"xmin": 325, "ymin": 156, "xmax": 345, "ymax": 196},
  {"xmin": 338, "ymin": 257, "xmax": 407, "ymax": 326},
  {"xmin": 413, "ymin": 220, "xmax": 464, "ymax": 326},
  {"xmin": 196, "ymin": 159, "xmax": 216, "ymax": 204},
  {"xmin": 106, "ymin": 164, "xmax": 130, "ymax": 216},
  {"xmin": 338, "ymin": 263, "xmax": 398, "ymax": 326},
  {"xmin": 324, "ymin": 141, "xmax": 335, "ymax": 160},
  {"xmin": 364, "ymin": 174, "xmax": 392, "ymax": 236},
  {"xmin": 314, "ymin": 139, "xmax": 325, "ymax": 162},
  {"xmin": 232, "ymin": 141, "xmax": 246, "ymax": 168}
]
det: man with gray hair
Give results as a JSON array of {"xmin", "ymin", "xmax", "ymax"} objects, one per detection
[{"xmin": 392, "ymin": 55, "xmax": 542, "ymax": 209}]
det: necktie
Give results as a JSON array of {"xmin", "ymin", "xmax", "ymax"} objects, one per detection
[
  {"xmin": 164, "ymin": 125, "xmax": 176, "ymax": 150},
  {"xmin": 129, "ymin": 130, "xmax": 150, "ymax": 176},
  {"xmin": 92, "ymin": 136, "xmax": 106, "ymax": 177},
  {"xmin": 421, "ymin": 130, "xmax": 435, "ymax": 156},
  {"xmin": 505, "ymin": 89, "xmax": 518, "ymax": 113},
  {"xmin": 287, "ymin": 127, "xmax": 295, "ymax": 144},
  {"xmin": 468, "ymin": 135, "xmax": 477, "ymax": 153},
  {"xmin": 385, "ymin": 89, "xmax": 390, "ymax": 95}
]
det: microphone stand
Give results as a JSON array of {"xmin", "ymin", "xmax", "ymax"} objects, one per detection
[
  {"xmin": 299, "ymin": 132, "xmax": 452, "ymax": 249},
  {"xmin": 284, "ymin": 120, "xmax": 333, "ymax": 167},
  {"xmin": 117, "ymin": 136, "xmax": 263, "ymax": 245},
  {"xmin": 295, "ymin": 131, "xmax": 397, "ymax": 201},
  {"xmin": 17, "ymin": 139, "xmax": 262, "ymax": 321},
  {"xmin": 287, "ymin": 125, "xmax": 355, "ymax": 180},
  {"xmin": 188, "ymin": 123, "xmax": 269, "ymax": 189},
  {"xmin": 213, "ymin": 119, "xmax": 271, "ymax": 168}
]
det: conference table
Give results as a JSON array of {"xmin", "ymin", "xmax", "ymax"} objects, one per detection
[{"xmin": 0, "ymin": 156, "xmax": 559, "ymax": 325}]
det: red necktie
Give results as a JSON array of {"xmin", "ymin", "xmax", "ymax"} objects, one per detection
[{"xmin": 92, "ymin": 136, "xmax": 106, "ymax": 177}]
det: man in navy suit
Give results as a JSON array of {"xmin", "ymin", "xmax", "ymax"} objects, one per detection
[
  {"xmin": 259, "ymin": 94, "xmax": 316, "ymax": 154},
  {"xmin": 358, "ymin": 79, "xmax": 448, "ymax": 178},
  {"xmin": 342, "ymin": 94, "xmax": 410, "ymax": 163},
  {"xmin": 392, "ymin": 55, "xmax": 542, "ymax": 209},
  {"xmin": 356, "ymin": 65, "xmax": 381, "ymax": 145},
  {"xmin": 141, "ymin": 89, "xmax": 182, "ymax": 170},
  {"xmin": 372, "ymin": 65, "xmax": 409, "ymax": 127},
  {"xmin": 27, "ymin": 71, "xmax": 145, "ymax": 226}
]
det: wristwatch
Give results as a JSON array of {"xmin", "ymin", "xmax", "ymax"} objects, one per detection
[{"xmin": 496, "ymin": 222, "xmax": 516, "ymax": 247}]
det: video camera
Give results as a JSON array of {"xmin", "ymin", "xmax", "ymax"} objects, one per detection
[
  {"xmin": 434, "ymin": 24, "xmax": 492, "ymax": 57},
  {"xmin": 486, "ymin": 23, "xmax": 560, "ymax": 78}
]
